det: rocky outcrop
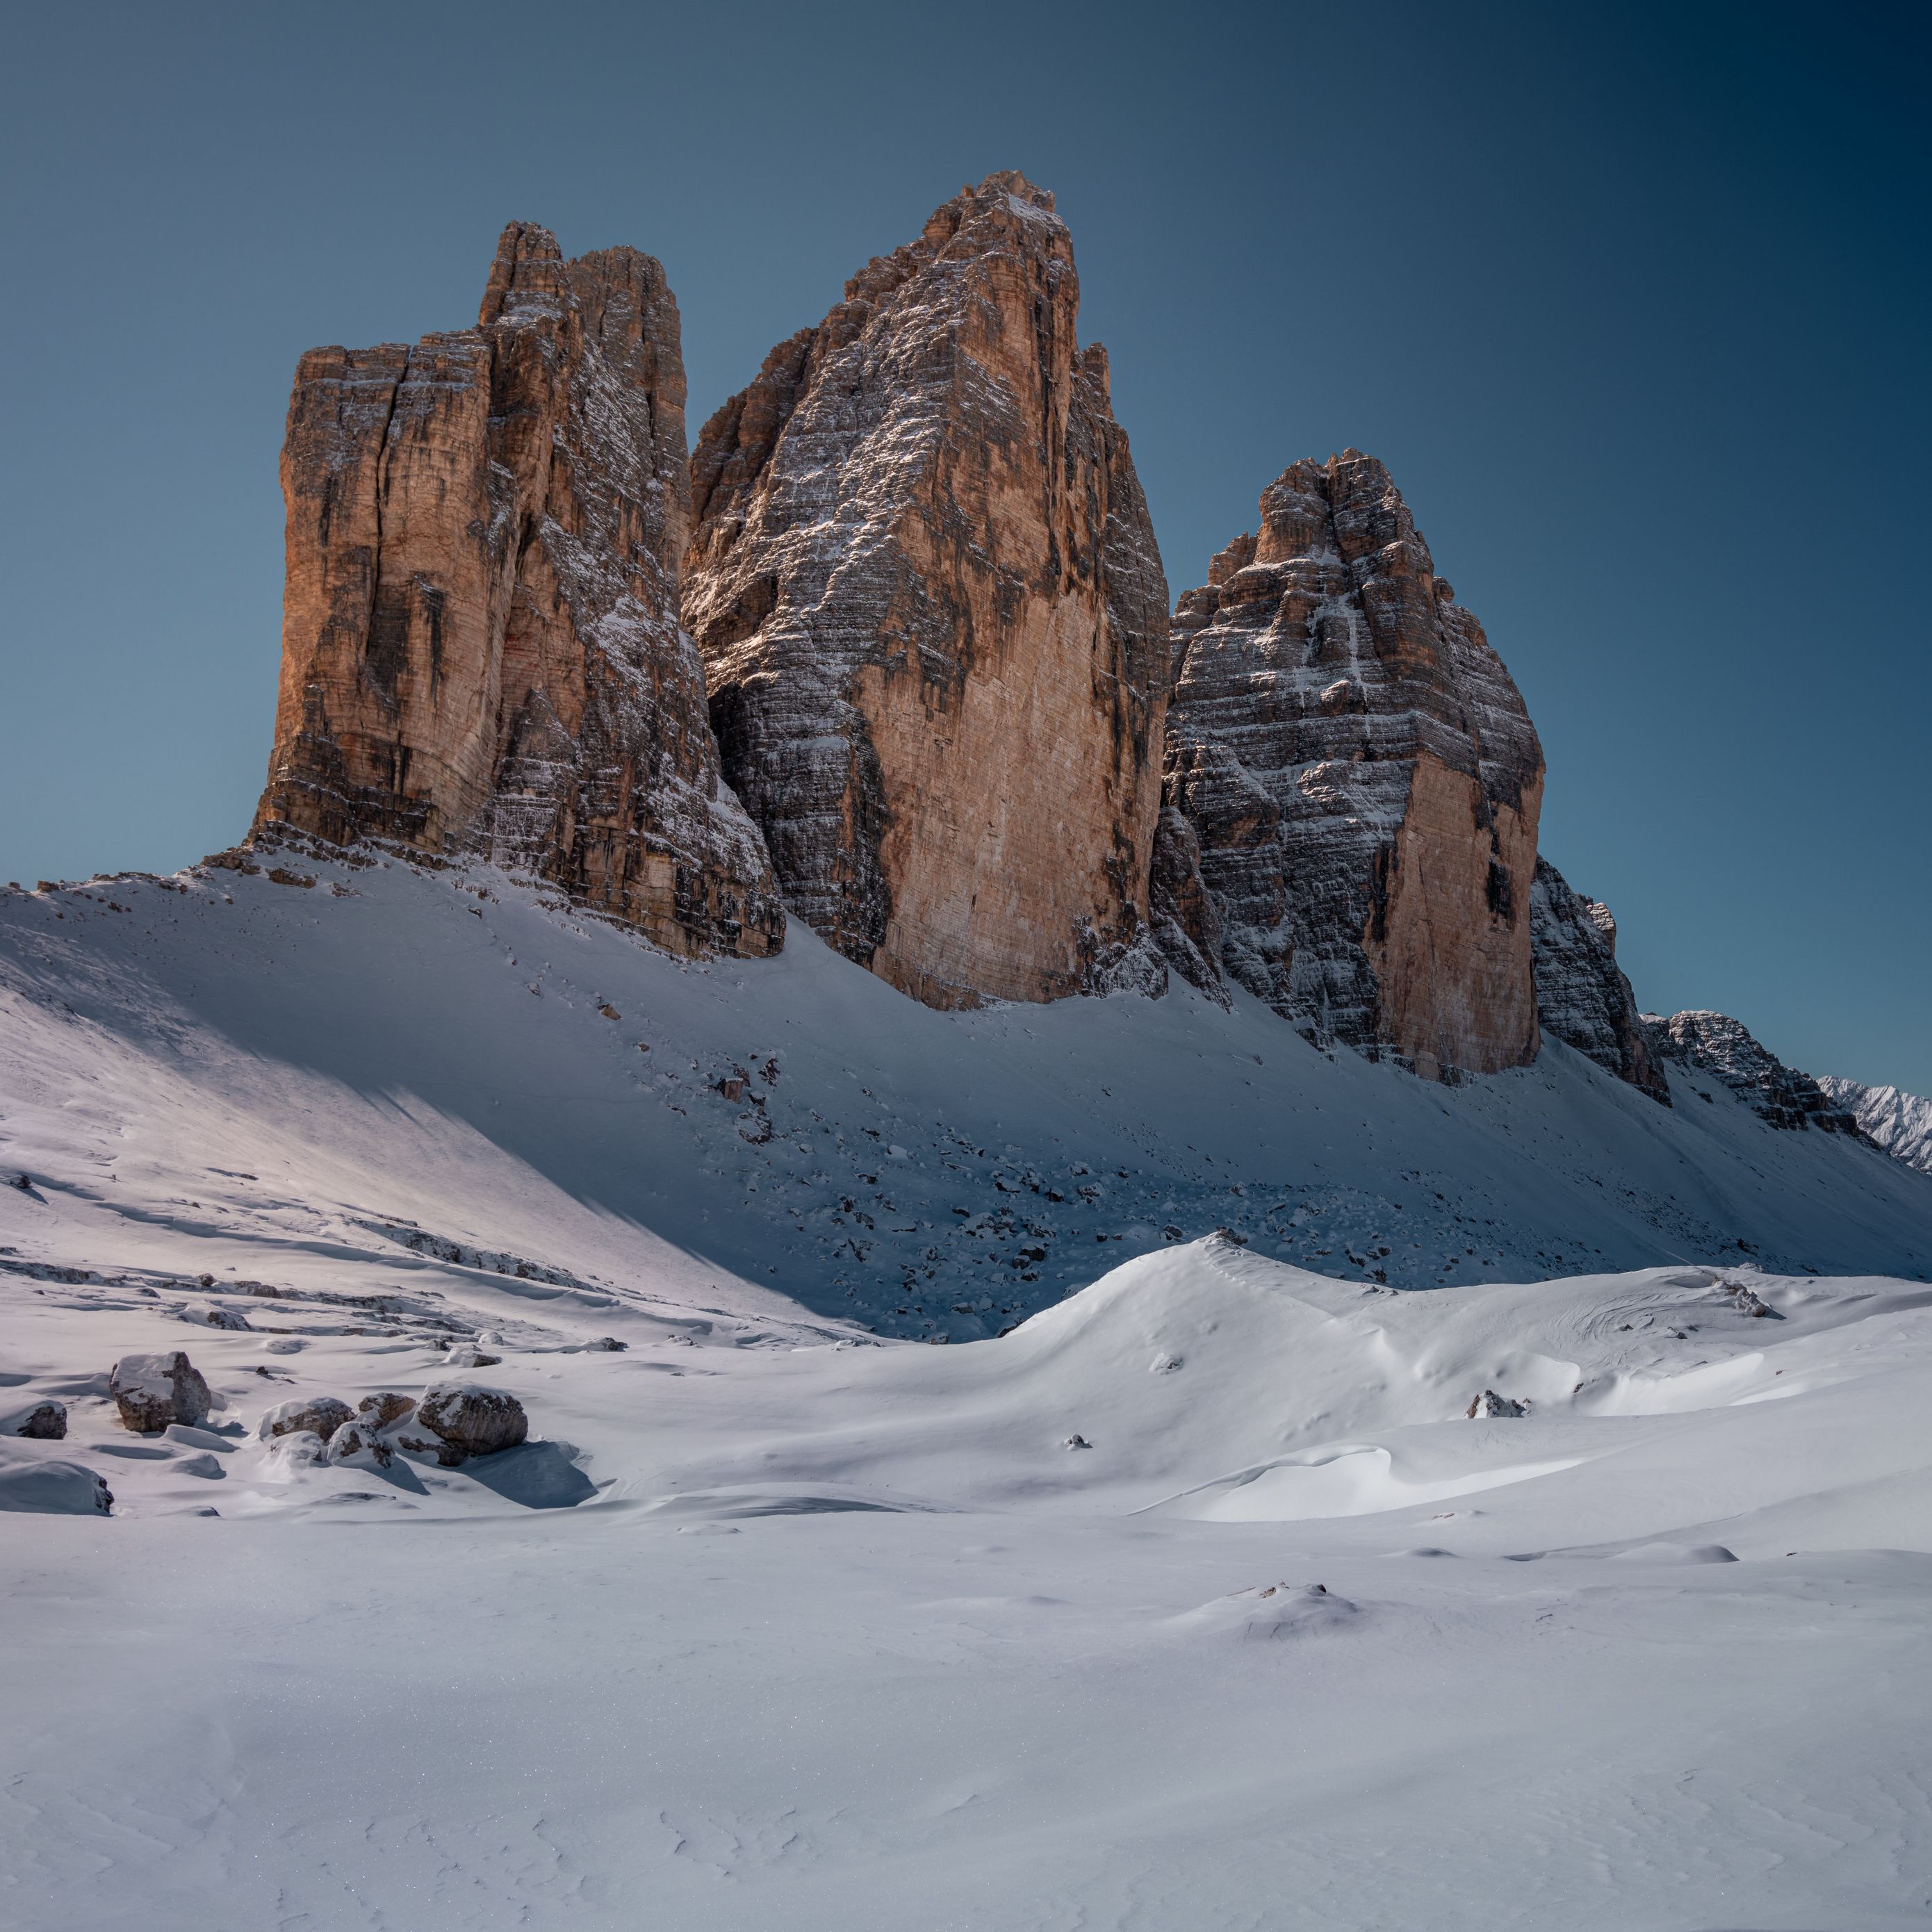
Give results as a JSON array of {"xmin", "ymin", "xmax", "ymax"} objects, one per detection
[
  {"xmin": 684, "ymin": 172, "xmax": 1170, "ymax": 1008},
  {"xmin": 1529, "ymin": 858, "xmax": 1669, "ymax": 1102},
  {"xmin": 1466, "ymin": 1390, "xmax": 1528, "ymax": 1418},
  {"xmin": 110, "ymin": 1351, "xmax": 211, "ymax": 1432},
  {"xmin": 257, "ymin": 1396, "xmax": 352, "ymax": 1443},
  {"xmin": 9, "ymin": 1400, "xmax": 67, "ymax": 1440},
  {"xmin": 256, "ymin": 222, "xmax": 782, "ymax": 960},
  {"xmin": 1645, "ymin": 1011, "xmax": 1865, "ymax": 1132},
  {"xmin": 1817, "ymin": 1078, "xmax": 1932, "ymax": 1175},
  {"xmin": 413, "ymin": 1383, "xmax": 527, "ymax": 1464},
  {"xmin": 1162, "ymin": 454, "xmax": 1544, "ymax": 1079}
]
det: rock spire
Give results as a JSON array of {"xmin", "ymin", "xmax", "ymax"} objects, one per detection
[
  {"xmin": 1161, "ymin": 453, "xmax": 1544, "ymax": 1080},
  {"xmin": 254, "ymin": 222, "xmax": 783, "ymax": 959},
  {"xmin": 683, "ymin": 171, "xmax": 1170, "ymax": 1008}
]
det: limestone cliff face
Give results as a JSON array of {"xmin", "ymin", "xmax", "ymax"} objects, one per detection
[
  {"xmin": 256, "ymin": 222, "xmax": 783, "ymax": 960},
  {"xmin": 1529, "ymin": 858, "xmax": 1669, "ymax": 1102},
  {"xmin": 1162, "ymin": 453, "xmax": 1544, "ymax": 1079},
  {"xmin": 683, "ymin": 172, "xmax": 1170, "ymax": 1008}
]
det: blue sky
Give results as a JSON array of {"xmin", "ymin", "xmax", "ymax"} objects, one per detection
[{"xmin": 1, "ymin": 1, "xmax": 1925, "ymax": 1088}]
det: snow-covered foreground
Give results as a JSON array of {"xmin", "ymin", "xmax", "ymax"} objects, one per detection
[
  {"xmin": 4, "ymin": 855, "xmax": 1932, "ymax": 1928},
  {"xmin": 6, "ymin": 1235, "xmax": 1932, "ymax": 1929}
]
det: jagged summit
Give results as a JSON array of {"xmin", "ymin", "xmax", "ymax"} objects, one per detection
[
  {"xmin": 254, "ymin": 221, "xmax": 782, "ymax": 959},
  {"xmin": 1159, "ymin": 452, "xmax": 1544, "ymax": 1081},
  {"xmin": 685, "ymin": 174, "xmax": 1169, "ymax": 1009}
]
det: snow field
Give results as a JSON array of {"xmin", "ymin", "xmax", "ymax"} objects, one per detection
[{"xmin": 3, "ymin": 856, "xmax": 1932, "ymax": 1927}]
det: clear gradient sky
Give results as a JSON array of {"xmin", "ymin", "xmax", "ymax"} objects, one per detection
[{"xmin": 1, "ymin": 1, "xmax": 1926, "ymax": 1088}]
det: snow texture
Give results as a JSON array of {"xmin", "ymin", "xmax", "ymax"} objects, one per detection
[{"xmin": 3, "ymin": 858, "xmax": 1932, "ymax": 1929}]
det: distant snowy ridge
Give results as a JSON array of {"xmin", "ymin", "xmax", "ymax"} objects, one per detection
[{"xmin": 1819, "ymin": 1076, "xmax": 1932, "ymax": 1175}]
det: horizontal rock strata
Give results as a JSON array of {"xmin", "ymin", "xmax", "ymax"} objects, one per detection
[
  {"xmin": 1529, "ymin": 858, "xmax": 1669, "ymax": 1102},
  {"xmin": 684, "ymin": 172, "xmax": 1170, "ymax": 1008},
  {"xmin": 255, "ymin": 222, "xmax": 782, "ymax": 959},
  {"xmin": 1163, "ymin": 452, "xmax": 1544, "ymax": 1079}
]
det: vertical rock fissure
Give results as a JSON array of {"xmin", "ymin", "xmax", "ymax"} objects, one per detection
[
  {"xmin": 1160, "ymin": 451, "xmax": 1544, "ymax": 1079},
  {"xmin": 253, "ymin": 222, "xmax": 784, "ymax": 962},
  {"xmin": 682, "ymin": 170, "xmax": 1170, "ymax": 1009}
]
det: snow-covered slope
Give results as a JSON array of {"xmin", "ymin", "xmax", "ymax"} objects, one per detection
[
  {"xmin": 6, "ymin": 855, "xmax": 1932, "ymax": 1931},
  {"xmin": 5, "ymin": 1227, "xmax": 1932, "ymax": 1929},
  {"xmin": 1822, "ymin": 1074, "xmax": 1932, "ymax": 1176},
  {"xmin": 0, "ymin": 852, "xmax": 1926, "ymax": 1349}
]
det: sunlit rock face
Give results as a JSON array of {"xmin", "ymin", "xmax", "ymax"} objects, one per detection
[
  {"xmin": 1163, "ymin": 452, "xmax": 1544, "ymax": 1080},
  {"xmin": 684, "ymin": 172, "xmax": 1170, "ymax": 1009},
  {"xmin": 256, "ymin": 222, "xmax": 783, "ymax": 960}
]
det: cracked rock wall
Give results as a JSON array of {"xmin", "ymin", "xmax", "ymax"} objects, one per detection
[
  {"xmin": 1163, "ymin": 452, "xmax": 1544, "ymax": 1079},
  {"xmin": 684, "ymin": 172, "xmax": 1169, "ymax": 1008},
  {"xmin": 256, "ymin": 222, "xmax": 783, "ymax": 960}
]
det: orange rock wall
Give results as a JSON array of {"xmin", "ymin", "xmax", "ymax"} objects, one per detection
[
  {"xmin": 685, "ymin": 174, "xmax": 1170, "ymax": 1007},
  {"xmin": 256, "ymin": 225, "xmax": 782, "ymax": 959}
]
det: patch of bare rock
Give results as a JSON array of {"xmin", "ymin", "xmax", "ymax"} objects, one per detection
[
  {"xmin": 254, "ymin": 222, "xmax": 781, "ymax": 959},
  {"xmin": 685, "ymin": 171, "xmax": 1170, "ymax": 1008},
  {"xmin": 110, "ymin": 1351, "xmax": 212, "ymax": 1432}
]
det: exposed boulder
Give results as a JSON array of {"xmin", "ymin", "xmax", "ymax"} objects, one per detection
[
  {"xmin": 110, "ymin": 1351, "xmax": 211, "ymax": 1432},
  {"xmin": 413, "ymin": 1383, "xmax": 529, "ymax": 1466},
  {"xmin": 1529, "ymin": 858, "xmax": 1669, "ymax": 1102},
  {"xmin": 202, "ymin": 1306, "xmax": 252, "ymax": 1330},
  {"xmin": 256, "ymin": 1396, "xmax": 353, "ymax": 1443},
  {"xmin": 10, "ymin": 1400, "xmax": 67, "ymax": 1440},
  {"xmin": 685, "ymin": 172, "xmax": 1170, "ymax": 1008},
  {"xmin": 323, "ymin": 1419, "xmax": 393, "ymax": 1472},
  {"xmin": 1163, "ymin": 454, "xmax": 1544, "ymax": 1081},
  {"xmin": 443, "ymin": 1345, "xmax": 502, "ymax": 1368},
  {"xmin": 1646, "ymin": 1012, "xmax": 1866, "ymax": 1133},
  {"xmin": 254, "ymin": 222, "xmax": 783, "ymax": 960},
  {"xmin": 355, "ymin": 1391, "xmax": 417, "ymax": 1429},
  {"xmin": 1466, "ymin": 1390, "xmax": 1528, "ymax": 1418}
]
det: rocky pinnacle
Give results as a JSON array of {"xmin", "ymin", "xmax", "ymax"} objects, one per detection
[
  {"xmin": 1162, "ymin": 453, "xmax": 1545, "ymax": 1081},
  {"xmin": 683, "ymin": 172, "xmax": 1171, "ymax": 1008},
  {"xmin": 255, "ymin": 223, "xmax": 783, "ymax": 960}
]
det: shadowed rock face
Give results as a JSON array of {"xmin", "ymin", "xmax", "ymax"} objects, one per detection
[
  {"xmin": 684, "ymin": 172, "xmax": 1170, "ymax": 1009},
  {"xmin": 1163, "ymin": 452, "xmax": 1544, "ymax": 1080},
  {"xmin": 1530, "ymin": 858, "xmax": 1671, "ymax": 1103},
  {"xmin": 1646, "ymin": 1011, "xmax": 1866, "ymax": 1133},
  {"xmin": 255, "ymin": 222, "xmax": 783, "ymax": 960}
]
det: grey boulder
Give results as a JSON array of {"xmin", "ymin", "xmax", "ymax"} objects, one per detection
[
  {"xmin": 413, "ymin": 1383, "xmax": 529, "ymax": 1466},
  {"xmin": 110, "ymin": 1351, "xmax": 211, "ymax": 1432}
]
